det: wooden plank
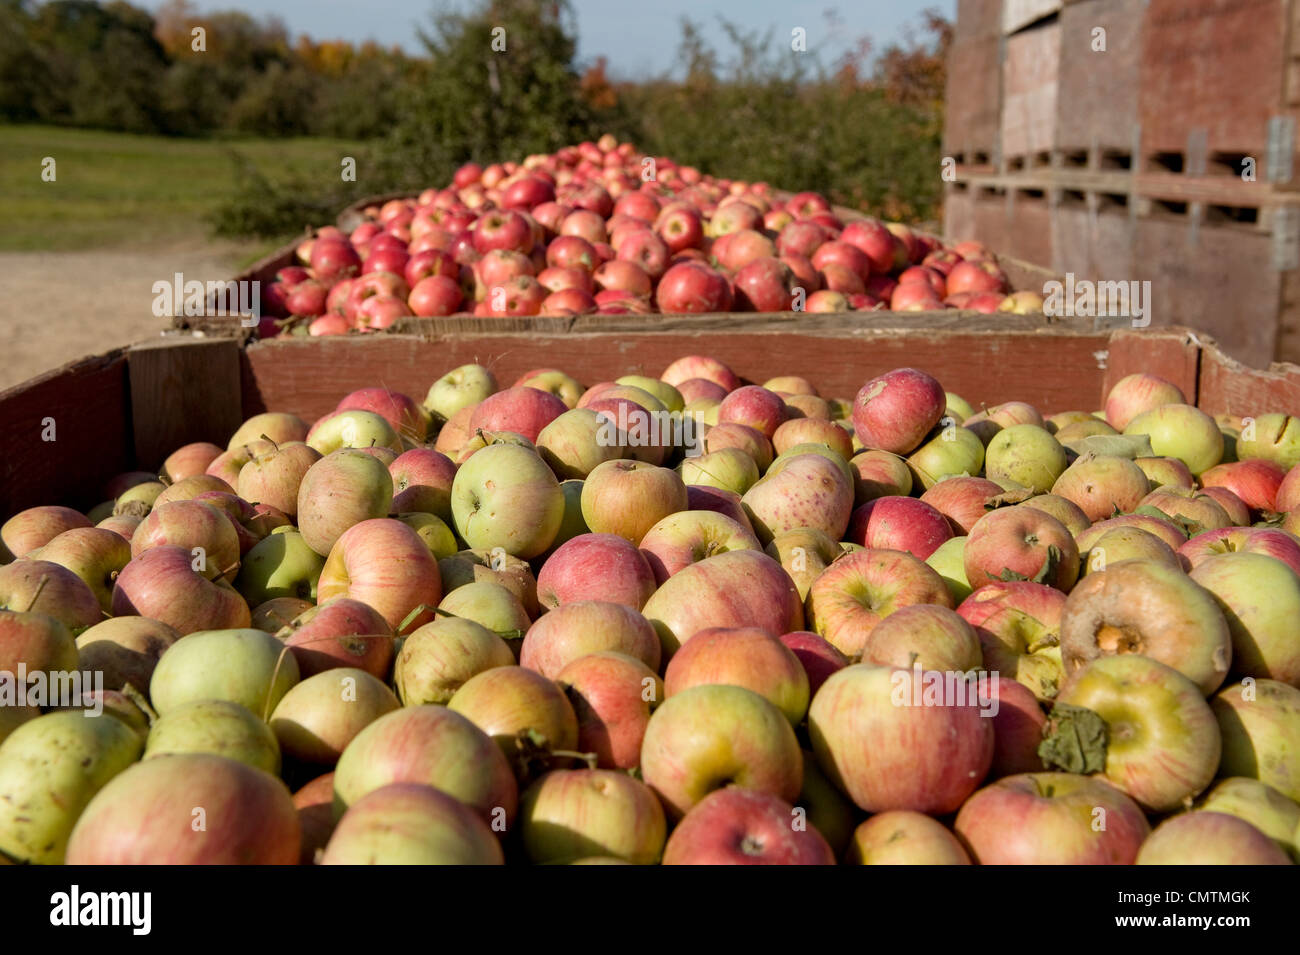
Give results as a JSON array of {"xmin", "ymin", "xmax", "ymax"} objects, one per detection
[
  {"xmin": 127, "ymin": 337, "xmax": 244, "ymax": 470},
  {"xmin": 1139, "ymin": 0, "xmax": 1290, "ymax": 163},
  {"xmin": 244, "ymin": 325, "xmax": 1115, "ymax": 420},
  {"xmin": 1134, "ymin": 216, "xmax": 1281, "ymax": 368},
  {"xmin": 1001, "ymin": 21, "xmax": 1061, "ymax": 160},
  {"xmin": 1051, "ymin": 194, "xmax": 1135, "ymax": 280},
  {"xmin": 957, "ymin": 0, "xmax": 1005, "ymax": 39},
  {"xmin": 1197, "ymin": 344, "xmax": 1300, "ymax": 414},
  {"xmin": 1003, "ymin": 0, "xmax": 1062, "ymax": 33},
  {"xmin": 944, "ymin": 186, "xmax": 977, "ymax": 243},
  {"xmin": 1056, "ymin": 0, "xmax": 1142, "ymax": 153},
  {"xmin": 1101, "ymin": 329, "xmax": 1203, "ymax": 405},
  {"xmin": 0, "ymin": 351, "xmax": 132, "ymax": 514},
  {"xmin": 944, "ymin": 35, "xmax": 1003, "ymax": 159},
  {"xmin": 1003, "ymin": 191, "xmax": 1053, "ymax": 267}
]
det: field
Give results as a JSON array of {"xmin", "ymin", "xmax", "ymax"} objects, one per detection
[{"xmin": 0, "ymin": 125, "xmax": 360, "ymax": 390}]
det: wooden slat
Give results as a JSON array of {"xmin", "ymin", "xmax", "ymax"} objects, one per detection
[
  {"xmin": 1197, "ymin": 344, "xmax": 1300, "ymax": 415},
  {"xmin": 0, "ymin": 351, "xmax": 132, "ymax": 514},
  {"xmin": 244, "ymin": 323, "xmax": 1114, "ymax": 420},
  {"xmin": 1101, "ymin": 328, "xmax": 1203, "ymax": 407},
  {"xmin": 127, "ymin": 337, "xmax": 244, "ymax": 469}
]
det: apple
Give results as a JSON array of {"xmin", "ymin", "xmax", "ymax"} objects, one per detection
[
  {"xmin": 1060, "ymin": 558, "xmax": 1231, "ymax": 694},
  {"xmin": 556, "ymin": 651, "xmax": 662, "ymax": 771},
  {"xmin": 1048, "ymin": 455, "xmax": 1150, "ymax": 523},
  {"xmin": 1, "ymin": 506, "xmax": 93, "ymax": 558},
  {"xmin": 640, "ymin": 684, "xmax": 802, "ymax": 818},
  {"xmin": 850, "ymin": 450, "xmax": 915, "ymax": 503},
  {"xmin": 703, "ymin": 423, "xmax": 774, "ymax": 472},
  {"xmin": 234, "ymin": 528, "xmax": 324, "ymax": 607},
  {"xmin": 74, "ymin": 616, "xmax": 179, "ymax": 692},
  {"xmin": 439, "ymin": 548, "xmax": 539, "ymax": 616},
  {"xmin": 678, "ymin": 448, "xmax": 760, "ymax": 495},
  {"xmin": 1139, "ymin": 486, "xmax": 1233, "ymax": 532},
  {"xmin": 468, "ymin": 387, "xmax": 567, "ymax": 444},
  {"xmin": 641, "ymin": 550, "xmax": 804, "ymax": 659},
  {"xmin": 268, "ymin": 667, "xmax": 399, "ymax": 765},
  {"xmin": 142, "ymin": 698, "xmax": 280, "ymax": 774},
  {"xmin": 742, "ymin": 453, "xmax": 853, "ymax": 545},
  {"xmin": 250, "ymin": 597, "xmax": 312, "ymax": 633},
  {"xmin": 664, "ymin": 626, "xmax": 809, "ymax": 726},
  {"xmin": 984, "ymin": 425, "xmax": 1068, "ymax": 493},
  {"xmin": 655, "ymin": 262, "xmax": 732, "ymax": 313},
  {"xmin": 387, "ymin": 448, "xmax": 456, "ymax": 523},
  {"xmin": 162, "ymin": 442, "xmax": 223, "ymax": 483},
  {"xmin": 1052, "ymin": 654, "xmax": 1219, "ymax": 811},
  {"xmin": 336, "ymin": 387, "xmax": 431, "ymax": 445},
  {"xmin": 861, "ymin": 604, "xmax": 982, "ymax": 672},
  {"xmin": 1076, "ymin": 512, "xmax": 1190, "ymax": 554},
  {"xmin": 1180, "ymin": 526, "xmax": 1300, "ymax": 577},
  {"xmin": 535, "ymin": 533, "xmax": 657, "ymax": 611},
  {"xmin": 26, "ymin": 526, "xmax": 131, "ymax": 613},
  {"xmin": 1020, "ymin": 493, "xmax": 1091, "ymax": 537},
  {"xmin": 473, "ymin": 209, "xmax": 533, "ymax": 254},
  {"xmin": 447, "ymin": 665, "xmax": 578, "ymax": 764},
  {"xmin": 64, "ymin": 754, "xmax": 298, "ymax": 864},
  {"xmin": 518, "ymin": 768, "xmax": 667, "ymax": 865},
  {"xmin": 957, "ymin": 581, "xmax": 1066, "ymax": 701},
  {"xmin": 845, "ymin": 810, "xmax": 971, "ymax": 864},
  {"xmin": 638, "ymin": 510, "xmax": 762, "ymax": 583},
  {"xmin": 1237, "ymin": 413, "xmax": 1300, "ymax": 469},
  {"xmin": 130, "ymin": 499, "xmax": 241, "ymax": 583},
  {"xmin": 321, "ymin": 782, "xmax": 503, "ymax": 865},
  {"xmin": 1078, "ymin": 526, "xmax": 1181, "ymax": 576},
  {"xmin": 1123, "ymin": 404, "xmax": 1223, "ymax": 476},
  {"xmin": 451, "ymin": 443, "xmax": 564, "ymax": 559},
  {"xmin": 954, "ymin": 772, "xmax": 1150, "ymax": 864},
  {"xmin": 919, "ymin": 476, "xmax": 1003, "ymax": 535},
  {"xmin": 717, "ymin": 386, "xmax": 788, "ymax": 440},
  {"xmin": 517, "ymin": 370, "xmax": 586, "ymax": 409},
  {"xmin": 848, "ymin": 495, "xmax": 953, "ymax": 559},
  {"xmin": 964, "ymin": 506, "xmax": 1079, "ymax": 592},
  {"xmin": 296, "ymin": 450, "xmax": 394, "ymax": 556},
  {"xmin": 317, "ymin": 518, "xmax": 441, "ymax": 634},
  {"xmin": 852, "ymin": 368, "xmax": 945, "ymax": 455},
  {"xmin": 536, "ymin": 408, "xmax": 627, "ymax": 480},
  {"xmin": 424, "ymin": 363, "xmax": 497, "ymax": 424},
  {"xmin": 333, "ymin": 704, "xmax": 517, "ymax": 826},
  {"xmin": 580, "ymin": 459, "xmax": 687, "ymax": 545},
  {"xmin": 806, "ymin": 548, "xmax": 953, "ymax": 658},
  {"xmin": 985, "ymin": 676, "xmax": 1048, "ymax": 778},
  {"xmin": 661, "ymin": 787, "xmax": 834, "ymax": 865},
  {"xmin": 227, "ymin": 412, "xmax": 309, "ymax": 451},
  {"xmin": 659, "ymin": 355, "xmax": 740, "ymax": 393},
  {"xmin": 770, "ymin": 417, "xmax": 854, "ymax": 460},
  {"xmin": 809, "ymin": 663, "xmax": 993, "ymax": 813},
  {"xmin": 519, "ymin": 600, "xmax": 660, "ymax": 678},
  {"xmin": 1137, "ymin": 811, "xmax": 1290, "ymax": 865},
  {"xmin": 1213, "ymin": 678, "xmax": 1300, "ymax": 802},
  {"xmin": 306, "ymin": 409, "xmax": 403, "ymax": 456},
  {"xmin": 1102, "ymin": 373, "xmax": 1186, "ymax": 430}
]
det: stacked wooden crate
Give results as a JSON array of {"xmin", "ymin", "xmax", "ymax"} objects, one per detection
[{"xmin": 944, "ymin": 0, "xmax": 1300, "ymax": 367}]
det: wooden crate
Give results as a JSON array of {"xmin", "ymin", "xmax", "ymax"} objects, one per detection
[
  {"xmin": 6, "ymin": 321, "xmax": 1296, "ymax": 516},
  {"xmin": 1001, "ymin": 21, "xmax": 1061, "ymax": 164},
  {"xmin": 1050, "ymin": 190, "xmax": 1136, "ymax": 280},
  {"xmin": 1055, "ymin": 0, "xmax": 1143, "ymax": 157},
  {"xmin": 943, "ymin": 183, "xmax": 977, "ymax": 242},
  {"xmin": 956, "ymin": 0, "xmax": 1005, "ymax": 39},
  {"xmin": 944, "ymin": 35, "xmax": 1004, "ymax": 164},
  {"xmin": 1139, "ymin": 0, "xmax": 1296, "ymax": 180},
  {"xmin": 1003, "ymin": 189, "xmax": 1054, "ymax": 266},
  {"xmin": 1003, "ymin": 0, "xmax": 1063, "ymax": 33},
  {"xmin": 1134, "ymin": 211, "xmax": 1281, "ymax": 367}
]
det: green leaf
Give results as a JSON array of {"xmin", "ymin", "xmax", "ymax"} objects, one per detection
[{"xmin": 1038, "ymin": 702, "xmax": 1108, "ymax": 775}]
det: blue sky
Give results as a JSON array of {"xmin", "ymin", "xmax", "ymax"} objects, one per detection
[{"xmin": 142, "ymin": 1, "xmax": 954, "ymax": 78}]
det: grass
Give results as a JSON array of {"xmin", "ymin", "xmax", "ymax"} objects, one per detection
[{"xmin": 0, "ymin": 125, "xmax": 365, "ymax": 259}]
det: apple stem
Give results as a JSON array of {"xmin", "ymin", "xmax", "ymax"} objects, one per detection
[
  {"xmin": 22, "ymin": 575, "xmax": 50, "ymax": 614},
  {"xmin": 259, "ymin": 434, "xmax": 280, "ymax": 453},
  {"xmin": 547, "ymin": 749, "xmax": 600, "ymax": 770},
  {"xmin": 263, "ymin": 646, "xmax": 296, "ymax": 721}
]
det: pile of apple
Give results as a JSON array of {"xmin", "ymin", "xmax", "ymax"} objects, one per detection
[
  {"xmin": 2, "ymin": 357, "xmax": 1299, "ymax": 865},
  {"xmin": 259, "ymin": 134, "xmax": 1041, "ymax": 336}
]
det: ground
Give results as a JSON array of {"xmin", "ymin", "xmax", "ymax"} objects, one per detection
[{"xmin": 0, "ymin": 125, "xmax": 359, "ymax": 391}]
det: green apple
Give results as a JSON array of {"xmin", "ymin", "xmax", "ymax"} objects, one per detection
[
  {"xmin": 227, "ymin": 411, "xmax": 309, "ymax": 450},
  {"xmin": 1124, "ymin": 404, "xmax": 1224, "ymax": 476},
  {"xmin": 452, "ymin": 444, "xmax": 564, "ymax": 558},
  {"xmin": 144, "ymin": 699, "xmax": 280, "ymax": 774},
  {"xmin": 307, "ymin": 409, "xmax": 403, "ymax": 456},
  {"xmin": 269, "ymin": 667, "xmax": 400, "ymax": 764},
  {"xmin": 0, "ymin": 711, "xmax": 142, "ymax": 863},
  {"xmin": 616, "ymin": 375, "xmax": 684, "ymax": 413},
  {"xmin": 1212, "ymin": 678, "xmax": 1300, "ymax": 802},
  {"xmin": 925, "ymin": 535, "xmax": 971, "ymax": 603},
  {"xmin": 945, "ymin": 392, "xmax": 975, "ymax": 424},
  {"xmin": 28, "ymin": 526, "xmax": 131, "ymax": 613},
  {"xmin": 536, "ymin": 408, "xmax": 626, "ymax": 479},
  {"xmin": 150, "ymin": 627, "xmax": 301, "ymax": 716},
  {"xmin": 677, "ymin": 448, "xmax": 760, "ymax": 495},
  {"xmin": 424, "ymin": 363, "xmax": 498, "ymax": 423},
  {"xmin": 764, "ymin": 527, "xmax": 841, "ymax": 601},
  {"xmin": 984, "ymin": 424, "xmax": 1068, "ymax": 494},
  {"xmin": 1191, "ymin": 553, "xmax": 1300, "ymax": 686},
  {"xmin": 548, "ymin": 479, "xmax": 590, "ymax": 552},
  {"xmin": 1194, "ymin": 777, "xmax": 1300, "ymax": 861},
  {"xmin": 518, "ymin": 370, "xmax": 584, "ymax": 408},
  {"xmin": 394, "ymin": 617, "xmax": 515, "ymax": 706},
  {"xmin": 234, "ymin": 527, "xmax": 324, "ymax": 606},
  {"xmin": 113, "ymin": 480, "xmax": 166, "ymax": 517},
  {"xmin": 906, "ymin": 425, "xmax": 985, "ymax": 490},
  {"xmin": 1236, "ymin": 413, "xmax": 1300, "ymax": 469},
  {"xmin": 438, "ymin": 581, "xmax": 531, "ymax": 641},
  {"xmin": 395, "ymin": 512, "xmax": 459, "ymax": 560},
  {"xmin": 683, "ymin": 398, "xmax": 720, "ymax": 427}
]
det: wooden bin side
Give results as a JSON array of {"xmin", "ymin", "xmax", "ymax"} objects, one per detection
[
  {"xmin": 0, "ymin": 352, "xmax": 133, "ymax": 515},
  {"xmin": 1055, "ymin": 0, "xmax": 1143, "ymax": 155}
]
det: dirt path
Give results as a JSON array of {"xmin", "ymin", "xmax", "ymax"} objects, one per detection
[{"xmin": 0, "ymin": 236, "xmax": 258, "ymax": 391}]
